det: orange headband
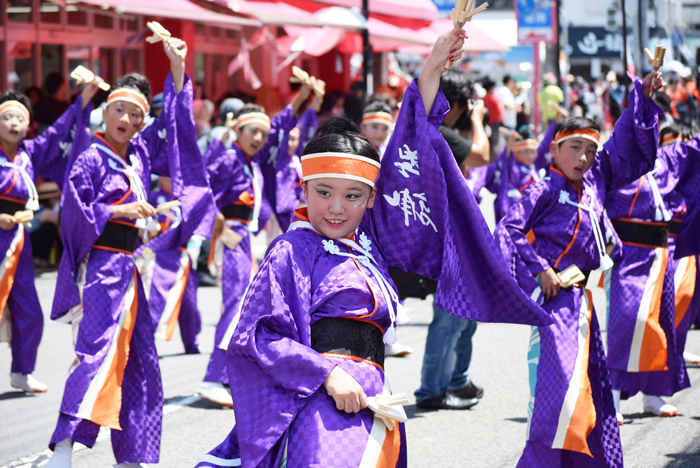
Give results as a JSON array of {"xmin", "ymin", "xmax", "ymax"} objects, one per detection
[
  {"xmin": 235, "ymin": 112, "xmax": 271, "ymax": 131},
  {"xmin": 554, "ymin": 127, "xmax": 600, "ymax": 146},
  {"xmin": 107, "ymin": 88, "xmax": 149, "ymax": 116},
  {"xmin": 661, "ymin": 133, "xmax": 682, "ymax": 147},
  {"xmin": 362, "ymin": 111, "xmax": 393, "ymax": 127},
  {"xmin": 513, "ymin": 139, "xmax": 537, "ymax": 152},
  {"xmin": 0, "ymin": 100, "xmax": 30, "ymax": 122},
  {"xmin": 301, "ymin": 152, "xmax": 381, "ymax": 188}
]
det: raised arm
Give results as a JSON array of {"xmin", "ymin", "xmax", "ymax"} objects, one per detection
[{"xmin": 590, "ymin": 72, "xmax": 665, "ymax": 193}]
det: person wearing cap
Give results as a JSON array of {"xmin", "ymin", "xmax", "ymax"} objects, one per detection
[
  {"xmin": 0, "ymin": 77, "xmax": 97, "ymax": 395},
  {"xmin": 495, "ymin": 70, "xmax": 669, "ymax": 466},
  {"xmin": 46, "ymin": 37, "xmax": 215, "ymax": 468},
  {"xmin": 197, "ymin": 79, "xmax": 314, "ymax": 407},
  {"xmin": 604, "ymin": 122, "xmax": 700, "ymax": 424},
  {"xmin": 204, "ymin": 97, "xmax": 245, "ymax": 153},
  {"xmin": 195, "ymin": 28, "xmax": 550, "ymax": 468},
  {"xmin": 150, "ymin": 92, "xmax": 164, "ymax": 118}
]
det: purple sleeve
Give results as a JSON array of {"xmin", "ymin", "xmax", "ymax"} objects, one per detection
[
  {"xmin": 142, "ymin": 73, "xmax": 177, "ymax": 176},
  {"xmin": 590, "ymin": 75, "xmax": 663, "ymax": 193},
  {"xmin": 229, "ymin": 237, "xmax": 335, "ymax": 466},
  {"xmin": 258, "ymin": 105, "xmax": 299, "ymax": 228},
  {"xmin": 495, "ymin": 182, "xmax": 553, "ymax": 277},
  {"xmin": 205, "ymin": 143, "xmax": 248, "ymax": 210},
  {"xmin": 24, "ymin": 96, "xmax": 93, "ymax": 189},
  {"xmin": 52, "ymin": 149, "xmax": 114, "ymax": 319},
  {"xmin": 296, "ymin": 107, "xmax": 318, "ymax": 155},
  {"xmin": 674, "ymin": 137, "xmax": 700, "ymax": 257},
  {"xmin": 366, "ymin": 80, "xmax": 550, "ymax": 326},
  {"xmin": 535, "ymin": 121, "xmax": 556, "ymax": 171},
  {"xmin": 137, "ymin": 74, "xmax": 216, "ymax": 255}
]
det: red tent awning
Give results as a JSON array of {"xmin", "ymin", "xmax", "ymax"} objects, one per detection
[{"xmin": 400, "ymin": 19, "xmax": 509, "ymax": 54}]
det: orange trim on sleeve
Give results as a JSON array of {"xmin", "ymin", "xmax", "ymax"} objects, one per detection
[
  {"xmin": 674, "ymin": 257, "xmax": 697, "ymax": 328},
  {"xmin": 639, "ymin": 248, "xmax": 669, "ymax": 371},
  {"xmin": 561, "ymin": 289, "xmax": 596, "ymax": 456},
  {"xmin": 320, "ymin": 352, "xmax": 384, "ymax": 372},
  {"xmin": 0, "ymin": 227, "xmax": 24, "ymax": 320},
  {"xmin": 92, "ymin": 245, "xmax": 134, "ymax": 256},
  {"xmin": 164, "ymin": 256, "xmax": 190, "ymax": 341},
  {"xmin": 627, "ymin": 177, "xmax": 644, "ymax": 218},
  {"xmin": 90, "ymin": 269, "xmax": 139, "ymax": 429}
]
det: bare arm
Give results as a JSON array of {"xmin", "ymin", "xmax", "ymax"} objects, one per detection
[{"xmin": 417, "ymin": 29, "xmax": 465, "ymax": 115}]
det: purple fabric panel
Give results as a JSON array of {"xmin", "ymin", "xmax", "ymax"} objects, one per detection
[
  {"xmin": 535, "ymin": 121, "xmax": 556, "ymax": 171},
  {"xmin": 178, "ymin": 268, "xmax": 202, "ymax": 351},
  {"xmin": 148, "ymin": 249, "xmax": 181, "ymax": 324},
  {"xmin": 8, "ymin": 230, "xmax": 43, "ymax": 374},
  {"xmin": 366, "ymin": 80, "xmax": 550, "ymax": 326},
  {"xmin": 23, "ymin": 95, "xmax": 93, "ymax": 190},
  {"xmin": 606, "ymin": 245, "xmax": 658, "ymax": 371},
  {"xmin": 295, "ymin": 107, "xmax": 318, "ymax": 156},
  {"xmin": 674, "ymin": 137, "xmax": 700, "ymax": 258},
  {"xmin": 203, "ymin": 237, "xmax": 252, "ymax": 384},
  {"xmin": 205, "ymin": 141, "xmax": 254, "ymax": 211}
]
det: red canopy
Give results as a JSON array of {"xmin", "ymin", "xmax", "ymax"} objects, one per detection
[{"xmin": 400, "ymin": 19, "xmax": 509, "ymax": 54}]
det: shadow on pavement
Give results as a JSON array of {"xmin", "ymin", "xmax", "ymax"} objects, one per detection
[
  {"xmin": 505, "ymin": 417, "xmax": 528, "ymax": 424},
  {"xmin": 664, "ymin": 440, "xmax": 700, "ymax": 467},
  {"xmin": 0, "ymin": 390, "xmax": 36, "ymax": 401}
]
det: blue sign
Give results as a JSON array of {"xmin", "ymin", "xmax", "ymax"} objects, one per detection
[
  {"xmin": 516, "ymin": 0, "xmax": 556, "ymax": 44},
  {"xmin": 431, "ymin": 0, "xmax": 457, "ymax": 14}
]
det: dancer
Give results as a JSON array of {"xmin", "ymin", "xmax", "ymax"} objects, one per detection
[
  {"xmin": 145, "ymin": 176, "xmax": 212, "ymax": 354},
  {"xmin": 605, "ymin": 123, "xmax": 699, "ymax": 422},
  {"xmin": 0, "ymin": 82, "xmax": 97, "ymax": 393},
  {"xmin": 495, "ymin": 71, "xmax": 666, "ymax": 467},
  {"xmin": 196, "ymin": 28, "xmax": 551, "ymax": 468},
  {"xmin": 361, "ymin": 99, "xmax": 393, "ymax": 155},
  {"xmin": 46, "ymin": 37, "xmax": 213, "ymax": 468},
  {"xmin": 197, "ymin": 79, "xmax": 314, "ymax": 406}
]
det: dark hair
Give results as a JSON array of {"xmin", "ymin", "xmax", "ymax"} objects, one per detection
[
  {"xmin": 350, "ymin": 81, "xmax": 366, "ymax": 93},
  {"xmin": 659, "ymin": 122, "xmax": 692, "ymax": 144},
  {"xmin": 112, "ymin": 73, "xmax": 151, "ymax": 104},
  {"xmin": 235, "ymin": 103, "xmax": 266, "ymax": 120},
  {"xmin": 503, "ymin": 75, "xmax": 514, "ymax": 86},
  {"xmin": 553, "ymin": 117, "xmax": 601, "ymax": 146},
  {"xmin": 303, "ymin": 116, "xmax": 380, "ymax": 164},
  {"xmin": 362, "ymin": 100, "xmax": 392, "ymax": 116},
  {"xmin": 440, "ymin": 69, "xmax": 473, "ymax": 108},
  {"xmin": 321, "ymin": 90, "xmax": 345, "ymax": 114},
  {"xmin": 45, "ymin": 72, "xmax": 65, "ymax": 95},
  {"xmin": 653, "ymin": 91, "xmax": 673, "ymax": 114},
  {"xmin": 24, "ymin": 86, "xmax": 42, "ymax": 100},
  {"xmin": 0, "ymin": 90, "xmax": 33, "ymax": 119}
]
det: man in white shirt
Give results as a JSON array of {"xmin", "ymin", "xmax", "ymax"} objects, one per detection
[{"xmin": 497, "ymin": 75, "xmax": 518, "ymax": 130}]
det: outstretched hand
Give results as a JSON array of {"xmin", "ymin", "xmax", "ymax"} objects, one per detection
[
  {"xmin": 80, "ymin": 76, "xmax": 104, "ymax": 111},
  {"xmin": 418, "ymin": 29, "xmax": 466, "ymax": 114},
  {"xmin": 163, "ymin": 37, "xmax": 187, "ymax": 93}
]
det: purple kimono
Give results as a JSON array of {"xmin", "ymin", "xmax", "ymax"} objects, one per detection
[
  {"xmin": 495, "ymin": 76, "xmax": 662, "ymax": 467},
  {"xmin": 49, "ymin": 74, "xmax": 213, "ymax": 464},
  {"xmin": 295, "ymin": 106, "xmax": 318, "ymax": 156},
  {"xmin": 202, "ymin": 105, "xmax": 298, "ymax": 385},
  {"xmin": 467, "ymin": 122, "xmax": 554, "ymax": 220},
  {"xmin": 196, "ymin": 80, "xmax": 550, "ymax": 468},
  {"xmin": 605, "ymin": 138, "xmax": 700, "ymax": 399},
  {"xmin": 0, "ymin": 97, "xmax": 91, "ymax": 376},
  {"xmin": 145, "ymin": 186, "xmax": 212, "ymax": 354}
]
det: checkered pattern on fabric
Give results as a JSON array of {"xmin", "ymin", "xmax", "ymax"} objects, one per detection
[
  {"xmin": 51, "ymin": 256, "xmax": 163, "ymax": 463},
  {"xmin": 365, "ymin": 82, "xmax": 551, "ymax": 327}
]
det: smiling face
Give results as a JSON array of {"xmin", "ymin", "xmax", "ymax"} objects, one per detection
[
  {"xmin": 235, "ymin": 123, "xmax": 269, "ymax": 157},
  {"xmin": 549, "ymin": 137, "xmax": 598, "ymax": 184},
  {"xmin": 362, "ymin": 122, "xmax": 390, "ymax": 150},
  {"xmin": 302, "ymin": 178, "xmax": 376, "ymax": 239},
  {"xmin": 0, "ymin": 109, "xmax": 29, "ymax": 148},
  {"xmin": 102, "ymin": 100, "xmax": 145, "ymax": 146}
]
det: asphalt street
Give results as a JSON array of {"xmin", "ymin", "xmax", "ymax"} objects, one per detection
[{"xmin": 2, "ymin": 194, "xmax": 700, "ymax": 467}]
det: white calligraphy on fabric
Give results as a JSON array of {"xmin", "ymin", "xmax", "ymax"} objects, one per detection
[
  {"xmin": 267, "ymin": 129, "xmax": 285, "ymax": 166},
  {"xmin": 394, "ymin": 144, "xmax": 420, "ymax": 178},
  {"xmin": 384, "ymin": 189, "xmax": 438, "ymax": 232}
]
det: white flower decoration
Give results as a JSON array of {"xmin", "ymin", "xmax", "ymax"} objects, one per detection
[
  {"xmin": 558, "ymin": 190, "xmax": 571, "ymax": 205},
  {"xmin": 359, "ymin": 232, "xmax": 372, "ymax": 253},
  {"xmin": 322, "ymin": 240, "xmax": 340, "ymax": 255}
]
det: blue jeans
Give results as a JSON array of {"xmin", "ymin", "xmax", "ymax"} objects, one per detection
[{"xmin": 415, "ymin": 303, "xmax": 478, "ymax": 402}]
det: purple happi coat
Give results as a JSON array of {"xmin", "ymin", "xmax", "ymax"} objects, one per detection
[
  {"xmin": 145, "ymin": 185, "xmax": 213, "ymax": 353},
  {"xmin": 0, "ymin": 97, "xmax": 91, "ymax": 375},
  {"xmin": 295, "ymin": 106, "xmax": 318, "ymax": 156},
  {"xmin": 202, "ymin": 106, "xmax": 298, "ymax": 385},
  {"xmin": 467, "ymin": 122, "xmax": 554, "ymax": 218},
  {"xmin": 49, "ymin": 74, "xmax": 212, "ymax": 464},
  {"xmin": 196, "ymin": 80, "xmax": 550, "ymax": 468},
  {"xmin": 604, "ymin": 138, "xmax": 700, "ymax": 399},
  {"xmin": 495, "ymin": 76, "xmax": 662, "ymax": 467}
]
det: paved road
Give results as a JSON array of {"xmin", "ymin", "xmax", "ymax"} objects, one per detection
[{"xmin": 1, "ymin": 273, "xmax": 700, "ymax": 468}]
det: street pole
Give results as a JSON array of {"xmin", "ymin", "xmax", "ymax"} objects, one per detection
[
  {"xmin": 362, "ymin": 0, "xmax": 373, "ymax": 94},
  {"xmin": 555, "ymin": 0, "xmax": 562, "ymax": 86}
]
